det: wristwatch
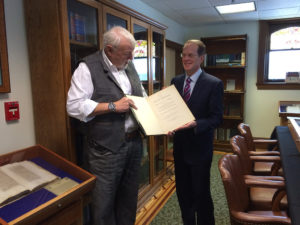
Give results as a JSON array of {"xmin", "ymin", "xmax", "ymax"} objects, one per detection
[{"xmin": 108, "ymin": 102, "xmax": 116, "ymax": 112}]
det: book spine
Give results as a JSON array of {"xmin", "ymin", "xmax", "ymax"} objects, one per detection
[
  {"xmin": 241, "ymin": 52, "xmax": 246, "ymax": 66},
  {"xmin": 75, "ymin": 14, "xmax": 86, "ymax": 42}
]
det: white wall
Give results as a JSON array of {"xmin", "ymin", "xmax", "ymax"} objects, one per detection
[
  {"xmin": 0, "ymin": 0, "xmax": 35, "ymax": 154},
  {"xmin": 185, "ymin": 22, "xmax": 300, "ymax": 137}
]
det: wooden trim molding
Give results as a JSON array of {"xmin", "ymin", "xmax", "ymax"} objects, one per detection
[
  {"xmin": 257, "ymin": 19, "xmax": 300, "ymax": 90},
  {"xmin": 0, "ymin": 0, "xmax": 10, "ymax": 93},
  {"xmin": 98, "ymin": 0, "xmax": 167, "ymax": 30},
  {"xmin": 166, "ymin": 39, "xmax": 184, "ymax": 75}
]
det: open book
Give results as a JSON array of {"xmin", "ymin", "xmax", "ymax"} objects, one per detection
[
  {"xmin": 127, "ymin": 85, "xmax": 195, "ymax": 135},
  {"xmin": 0, "ymin": 160, "xmax": 58, "ymax": 206}
]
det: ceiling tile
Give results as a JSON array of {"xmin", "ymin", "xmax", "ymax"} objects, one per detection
[
  {"xmin": 139, "ymin": 0, "xmax": 300, "ymax": 26},
  {"xmin": 259, "ymin": 7, "xmax": 300, "ymax": 19},
  {"xmin": 164, "ymin": 0, "xmax": 211, "ymax": 9},
  {"xmin": 178, "ymin": 7, "xmax": 224, "ymax": 25},
  {"xmin": 257, "ymin": 0, "xmax": 300, "ymax": 10}
]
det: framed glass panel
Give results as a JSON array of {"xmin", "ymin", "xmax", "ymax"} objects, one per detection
[
  {"xmin": 268, "ymin": 50, "xmax": 300, "ymax": 80},
  {"xmin": 139, "ymin": 138, "xmax": 150, "ymax": 188},
  {"xmin": 68, "ymin": 0, "xmax": 99, "ymax": 72},
  {"xmin": 133, "ymin": 22, "xmax": 149, "ymax": 94},
  {"xmin": 67, "ymin": 0, "xmax": 100, "ymax": 166},
  {"xmin": 103, "ymin": 6, "xmax": 129, "ymax": 31},
  {"xmin": 152, "ymin": 30, "xmax": 164, "ymax": 93},
  {"xmin": 270, "ymin": 27, "xmax": 300, "ymax": 50},
  {"xmin": 268, "ymin": 27, "xmax": 300, "ymax": 80},
  {"xmin": 257, "ymin": 19, "xmax": 300, "ymax": 89},
  {"xmin": 154, "ymin": 136, "xmax": 165, "ymax": 176},
  {"xmin": 106, "ymin": 13, "xmax": 127, "ymax": 30},
  {"xmin": 0, "ymin": 0, "xmax": 10, "ymax": 93}
]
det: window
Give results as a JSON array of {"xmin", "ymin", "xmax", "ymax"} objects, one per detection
[
  {"xmin": 257, "ymin": 19, "xmax": 300, "ymax": 89},
  {"xmin": 0, "ymin": 0, "xmax": 10, "ymax": 93}
]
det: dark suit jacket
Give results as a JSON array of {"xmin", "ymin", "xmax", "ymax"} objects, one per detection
[{"xmin": 171, "ymin": 71, "xmax": 223, "ymax": 165}]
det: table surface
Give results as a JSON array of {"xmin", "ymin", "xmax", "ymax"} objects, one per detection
[{"xmin": 275, "ymin": 126, "xmax": 300, "ymax": 225}]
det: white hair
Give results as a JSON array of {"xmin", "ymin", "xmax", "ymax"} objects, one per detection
[{"xmin": 103, "ymin": 26, "xmax": 136, "ymax": 49}]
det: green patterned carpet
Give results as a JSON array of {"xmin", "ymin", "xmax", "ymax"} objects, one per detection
[{"xmin": 150, "ymin": 153, "xmax": 230, "ymax": 225}]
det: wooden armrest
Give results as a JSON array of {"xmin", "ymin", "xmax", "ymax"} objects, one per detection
[
  {"xmin": 253, "ymin": 139, "xmax": 278, "ymax": 144},
  {"xmin": 253, "ymin": 139, "xmax": 278, "ymax": 151},
  {"xmin": 250, "ymin": 155, "xmax": 281, "ymax": 162},
  {"xmin": 245, "ymin": 178, "xmax": 285, "ymax": 189},
  {"xmin": 244, "ymin": 175, "xmax": 284, "ymax": 181},
  {"xmin": 249, "ymin": 151, "xmax": 280, "ymax": 156}
]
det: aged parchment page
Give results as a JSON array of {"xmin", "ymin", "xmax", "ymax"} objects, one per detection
[{"xmin": 0, "ymin": 161, "xmax": 58, "ymax": 205}]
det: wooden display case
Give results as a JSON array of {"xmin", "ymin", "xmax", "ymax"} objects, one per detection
[
  {"xmin": 201, "ymin": 35, "xmax": 247, "ymax": 152},
  {"xmin": 0, "ymin": 145, "xmax": 95, "ymax": 225},
  {"xmin": 288, "ymin": 117, "xmax": 300, "ymax": 153},
  {"xmin": 279, "ymin": 101, "xmax": 300, "ymax": 126}
]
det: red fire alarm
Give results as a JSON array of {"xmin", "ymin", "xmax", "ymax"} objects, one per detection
[{"xmin": 4, "ymin": 101, "xmax": 20, "ymax": 121}]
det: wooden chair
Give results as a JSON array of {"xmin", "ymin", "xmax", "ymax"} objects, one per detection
[
  {"xmin": 218, "ymin": 154, "xmax": 290, "ymax": 225},
  {"xmin": 237, "ymin": 123, "xmax": 280, "ymax": 156},
  {"xmin": 230, "ymin": 135, "xmax": 282, "ymax": 176}
]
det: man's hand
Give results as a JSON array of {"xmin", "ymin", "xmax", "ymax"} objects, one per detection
[
  {"xmin": 115, "ymin": 96, "xmax": 137, "ymax": 112},
  {"xmin": 167, "ymin": 120, "xmax": 197, "ymax": 136}
]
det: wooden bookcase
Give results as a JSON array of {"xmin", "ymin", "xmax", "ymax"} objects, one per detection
[
  {"xmin": 201, "ymin": 35, "xmax": 247, "ymax": 152},
  {"xmin": 24, "ymin": 0, "xmax": 171, "ymax": 214}
]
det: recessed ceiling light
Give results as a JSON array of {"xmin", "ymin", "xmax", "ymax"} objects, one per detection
[{"xmin": 215, "ymin": 2, "xmax": 256, "ymax": 14}]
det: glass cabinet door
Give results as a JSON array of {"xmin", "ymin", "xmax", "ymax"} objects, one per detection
[
  {"xmin": 67, "ymin": 0, "xmax": 101, "ymax": 166},
  {"xmin": 132, "ymin": 19, "xmax": 150, "ymax": 94},
  {"xmin": 103, "ymin": 6, "xmax": 130, "ymax": 31},
  {"xmin": 152, "ymin": 27, "xmax": 166, "ymax": 177},
  {"xmin": 67, "ymin": 0, "xmax": 100, "ymax": 72},
  {"xmin": 131, "ymin": 19, "xmax": 151, "ymax": 189},
  {"xmin": 152, "ymin": 28, "xmax": 165, "ymax": 93},
  {"xmin": 154, "ymin": 136, "xmax": 166, "ymax": 176}
]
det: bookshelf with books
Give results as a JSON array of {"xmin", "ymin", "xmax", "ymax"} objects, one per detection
[{"xmin": 201, "ymin": 35, "xmax": 247, "ymax": 152}]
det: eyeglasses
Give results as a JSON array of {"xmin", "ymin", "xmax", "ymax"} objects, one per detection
[{"xmin": 180, "ymin": 53, "xmax": 199, "ymax": 58}]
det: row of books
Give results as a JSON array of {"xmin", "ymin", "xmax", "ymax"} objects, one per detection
[
  {"xmin": 214, "ymin": 128, "xmax": 239, "ymax": 141},
  {"xmin": 204, "ymin": 52, "xmax": 245, "ymax": 66},
  {"xmin": 69, "ymin": 12, "xmax": 86, "ymax": 42},
  {"xmin": 224, "ymin": 102, "xmax": 241, "ymax": 116}
]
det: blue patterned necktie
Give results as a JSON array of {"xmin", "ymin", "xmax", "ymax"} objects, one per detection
[{"xmin": 183, "ymin": 77, "xmax": 192, "ymax": 102}]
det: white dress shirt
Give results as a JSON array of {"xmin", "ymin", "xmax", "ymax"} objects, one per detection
[
  {"xmin": 67, "ymin": 50, "xmax": 146, "ymax": 132},
  {"xmin": 183, "ymin": 67, "xmax": 202, "ymax": 95}
]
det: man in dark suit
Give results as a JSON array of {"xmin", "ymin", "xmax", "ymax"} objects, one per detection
[
  {"xmin": 67, "ymin": 26, "xmax": 144, "ymax": 225},
  {"xmin": 169, "ymin": 40, "xmax": 223, "ymax": 225}
]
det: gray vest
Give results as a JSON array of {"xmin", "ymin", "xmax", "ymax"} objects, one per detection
[{"xmin": 82, "ymin": 51, "xmax": 143, "ymax": 152}]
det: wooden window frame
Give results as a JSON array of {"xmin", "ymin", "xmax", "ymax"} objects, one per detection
[
  {"xmin": 0, "ymin": 0, "xmax": 10, "ymax": 93},
  {"xmin": 257, "ymin": 18, "xmax": 300, "ymax": 90}
]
